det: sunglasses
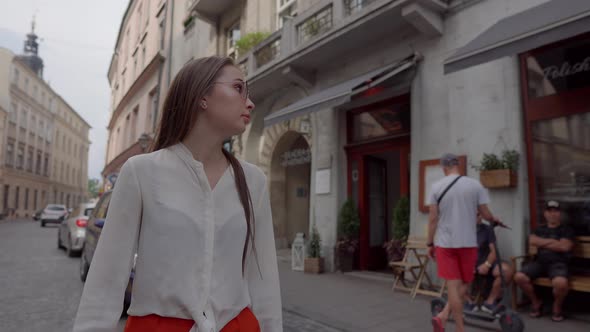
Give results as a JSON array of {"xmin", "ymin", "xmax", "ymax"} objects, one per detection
[{"xmin": 211, "ymin": 80, "xmax": 250, "ymax": 100}]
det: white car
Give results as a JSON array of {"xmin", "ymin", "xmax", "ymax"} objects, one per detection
[
  {"xmin": 40, "ymin": 204, "xmax": 69, "ymax": 227},
  {"xmin": 58, "ymin": 203, "xmax": 95, "ymax": 257}
]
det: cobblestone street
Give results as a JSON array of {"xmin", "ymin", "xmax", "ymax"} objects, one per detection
[
  {"xmin": 0, "ymin": 219, "xmax": 341, "ymax": 331},
  {"xmin": 2, "ymin": 219, "xmax": 589, "ymax": 332}
]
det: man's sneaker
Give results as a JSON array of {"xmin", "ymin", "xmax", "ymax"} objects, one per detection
[
  {"xmin": 481, "ymin": 302, "xmax": 498, "ymax": 314},
  {"xmin": 464, "ymin": 302, "xmax": 478, "ymax": 312}
]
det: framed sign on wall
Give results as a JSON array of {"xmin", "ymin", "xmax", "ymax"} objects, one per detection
[{"xmin": 418, "ymin": 156, "xmax": 467, "ymax": 213}]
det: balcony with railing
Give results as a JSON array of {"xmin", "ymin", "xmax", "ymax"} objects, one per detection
[
  {"xmin": 237, "ymin": 0, "xmax": 448, "ymax": 101},
  {"xmin": 297, "ymin": 5, "xmax": 334, "ymax": 45},
  {"xmin": 190, "ymin": 0, "xmax": 236, "ymax": 22},
  {"xmin": 344, "ymin": 0, "xmax": 380, "ymax": 15},
  {"xmin": 253, "ymin": 31, "xmax": 283, "ymax": 69}
]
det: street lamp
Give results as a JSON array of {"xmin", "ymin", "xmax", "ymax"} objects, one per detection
[{"xmin": 138, "ymin": 133, "xmax": 151, "ymax": 152}]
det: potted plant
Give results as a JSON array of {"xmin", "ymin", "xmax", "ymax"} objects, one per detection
[
  {"xmin": 335, "ymin": 199, "xmax": 360, "ymax": 272},
  {"xmin": 383, "ymin": 197, "xmax": 410, "ymax": 262},
  {"xmin": 304, "ymin": 225, "xmax": 324, "ymax": 274},
  {"xmin": 473, "ymin": 150, "xmax": 519, "ymax": 188}
]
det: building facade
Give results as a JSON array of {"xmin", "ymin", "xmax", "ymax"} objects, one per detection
[
  {"xmin": 103, "ymin": 0, "xmax": 171, "ymax": 188},
  {"xmin": 191, "ymin": 0, "xmax": 590, "ymax": 273},
  {"xmin": 0, "ymin": 24, "xmax": 90, "ymax": 218},
  {"xmin": 187, "ymin": 0, "xmax": 315, "ymax": 250},
  {"xmin": 51, "ymin": 95, "xmax": 91, "ymax": 211},
  {"xmin": 102, "ymin": 0, "xmax": 252, "ymax": 187}
]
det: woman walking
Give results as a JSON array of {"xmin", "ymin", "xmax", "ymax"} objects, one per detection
[{"xmin": 73, "ymin": 56, "xmax": 282, "ymax": 332}]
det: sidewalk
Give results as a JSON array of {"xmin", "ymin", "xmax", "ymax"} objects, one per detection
[{"xmin": 278, "ymin": 261, "xmax": 589, "ymax": 332}]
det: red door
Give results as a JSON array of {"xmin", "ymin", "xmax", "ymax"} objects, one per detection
[{"xmin": 346, "ymin": 137, "xmax": 410, "ymax": 270}]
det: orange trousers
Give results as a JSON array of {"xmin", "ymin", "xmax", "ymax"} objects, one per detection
[{"xmin": 124, "ymin": 307, "xmax": 260, "ymax": 332}]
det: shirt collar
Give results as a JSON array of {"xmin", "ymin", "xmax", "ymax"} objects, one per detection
[{"xmin": 170, "ymin": 142, "xmax": 204, "ymax": 168}]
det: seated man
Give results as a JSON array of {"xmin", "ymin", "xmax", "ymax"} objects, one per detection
[
  {"xmin": 514, "ymin": 200, "xmax": 575, "ymax": 322},
  {"xmin": 467, "ymin": 213, "xmax": 514, "ymax": 313}
]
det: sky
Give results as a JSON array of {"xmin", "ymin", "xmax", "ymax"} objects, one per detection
[{"xmin": 0, "ymin": 0, "xmax": 128, "ymax": 180}]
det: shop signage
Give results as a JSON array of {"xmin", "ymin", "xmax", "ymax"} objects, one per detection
[
  {"xmin": 543, "ymin": 57, "xmax": 590, "ymax": 80},
  {"xmin": 281, "ymin": 148, "xmax": 311, "ymax": 167},
  {"xmin": 315, "ymin": 169, "xmax": 331, "ymax": 195},
  {"xmin": 527, "ymin": 37, "xmax": 590, "ymax": 98}
]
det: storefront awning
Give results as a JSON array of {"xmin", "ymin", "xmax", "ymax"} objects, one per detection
[
  {"xmin": 444, "ymin": 0, "xmax": 590, "ymax": 74},
  {"xmin": 263, "ymin": 54, "xmax": 419, "ymax": 127}
]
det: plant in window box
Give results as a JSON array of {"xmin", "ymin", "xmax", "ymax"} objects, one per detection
[
  {"xmin": 304, "ymin": 225, "xmax": 324, "ymax": 274},
  {"xmin": 473, "ymin": 150, "xmax": 520, "ymax": 188},
  {"xmin": 383, "ymin": 197, "xmax": 409, "ymax": 263},
  {"xmin": 335, "ymin": 199, "xmax": 360, "ymax": 272},
  {"xmin": 304, "ymin": 18, "xmax": 322, "ymax": 38},
  {"xmin": 235, "ymin": 32, "xmax": 271, "ymax": 55}
]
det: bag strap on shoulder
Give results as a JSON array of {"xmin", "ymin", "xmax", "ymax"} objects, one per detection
[{"xmin": 437, "ymin": 175, "xmax": 462, "ymax": 206}]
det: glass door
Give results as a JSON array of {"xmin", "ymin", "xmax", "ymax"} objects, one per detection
[{"xmin": 365, "ymin": 156, "xmax": 388, "ymax": 270}]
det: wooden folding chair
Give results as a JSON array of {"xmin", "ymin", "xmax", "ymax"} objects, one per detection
[
  {"xmin": 412, "ymin": 254, "xmax": 446, "ymax": 298},
  {"xmin": 390, "ymin": 236, "xmax": 428, "ymax": 294}
]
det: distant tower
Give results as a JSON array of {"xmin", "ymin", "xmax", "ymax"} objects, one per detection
[{"xmin": 18, "ymin": 16, "xmax": 44, "ymax": 78}]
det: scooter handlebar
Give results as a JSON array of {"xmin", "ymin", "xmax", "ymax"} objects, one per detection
[{"xmin": 491, "ymin": 220, "xmax": 511, "ymax": 230}]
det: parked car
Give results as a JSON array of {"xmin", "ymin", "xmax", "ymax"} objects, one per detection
[
  {"xmin": 32, "ymin": 208, "xmax": 43, "ymax": 221},
  {"xmin": 57, "ymin": 202, "xmax": 96, "ymax": 257},
  {"xmin": 80, "ymin": 191, "xmax": 134, "ymax": 314},
  {"xmin": 40, "ymin": 204, "xmax": 69, "ymax": 227}
]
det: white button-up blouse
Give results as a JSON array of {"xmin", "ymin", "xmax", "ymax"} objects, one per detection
[{"xmin": 73, "ymin": 143, "xmax": 282, "ymax": 332}]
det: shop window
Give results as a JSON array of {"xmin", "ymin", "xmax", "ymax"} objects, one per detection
[
  {"xmin": 348, "ymin": 98, "xmax": 410, "ymax": 143},
  {"xmin": 15, "ymin": 186, "xmax": 20, "ymax": 209},
  {"xmin": 531, "ymin": 112, "xmax": 590, "ymax": 236}
]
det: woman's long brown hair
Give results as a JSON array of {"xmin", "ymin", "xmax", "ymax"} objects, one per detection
[{"xmin": 151, "ymin": 56, "xmax": 255, "ymax": 276}]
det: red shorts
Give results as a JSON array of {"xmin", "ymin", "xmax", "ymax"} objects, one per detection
[
  {"xmin": 435, "ymin": 247, "xmax": 478, "ymax": 283},
  {"xmin": 124, "ymin": 307, "xmax": 260, "ymax": 332}
]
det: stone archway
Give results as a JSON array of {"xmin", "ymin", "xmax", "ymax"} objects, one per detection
[
  {"xmin": 267, "ymin": 130, "xmax": 312, "ymax": 249},
  {"xmin": 258, "ymin": 116, "xmax": 312, "ymax": 176}
]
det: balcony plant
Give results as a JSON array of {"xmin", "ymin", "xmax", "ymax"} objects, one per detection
[
  {"xmin": 304, "ymin": 18, "xmax": 322, "ymax": 37},
  {"xmin": 335, "ymin": 199, "xmax": 360, "ymax": 272},
  {"xmin": 235, "ymin": 32, "xmax": 271, "ymax": 55},
  {"xmin": 304, "ymin": 225, "xmax": 324, "ymax": 274},
  {"xmin": 183, "ymin": 14, "xmax": 195, "ymax": 31},
  {"xmin": 383, "ymin": 196, "xmax": 409, "ymax": 263},
  {"xmin": 472, "ymin": 150, "xmax": 520, "ymax": 188}
]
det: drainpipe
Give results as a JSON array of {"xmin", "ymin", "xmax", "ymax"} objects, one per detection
[
  {"xmin": 166, "ymin": 0, "xmax": 175, "ymax": 87},
  {"xmin": 216, "ymin": 17, "xmax": 221, "ymax": 56},
  {"xmin": 154, "ymin": 0, "xmax": 174, "ymax": 132}
]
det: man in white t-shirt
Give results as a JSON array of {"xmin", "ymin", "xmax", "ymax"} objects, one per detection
[{"xmin": 427, "ymin": 153, "xmax": 500, "ymax": 332}]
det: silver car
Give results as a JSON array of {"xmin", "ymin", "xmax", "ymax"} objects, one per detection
[
  {"xmin": 58, "ymin": 203, "xmax": 95, "ymax": 257},
  {"xmin": 40, "ymin": 204, "xmax": 69, "ymax": 227}
]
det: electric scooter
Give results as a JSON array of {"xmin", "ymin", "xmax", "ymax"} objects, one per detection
[{"xmin": 430, "ymin": 222, "xmax": 525, "ymax": 332}]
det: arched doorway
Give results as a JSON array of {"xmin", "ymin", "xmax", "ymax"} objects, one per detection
[{"xmin": 270, "ymin": 131, "xmax": 311, "ymax": 249}]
